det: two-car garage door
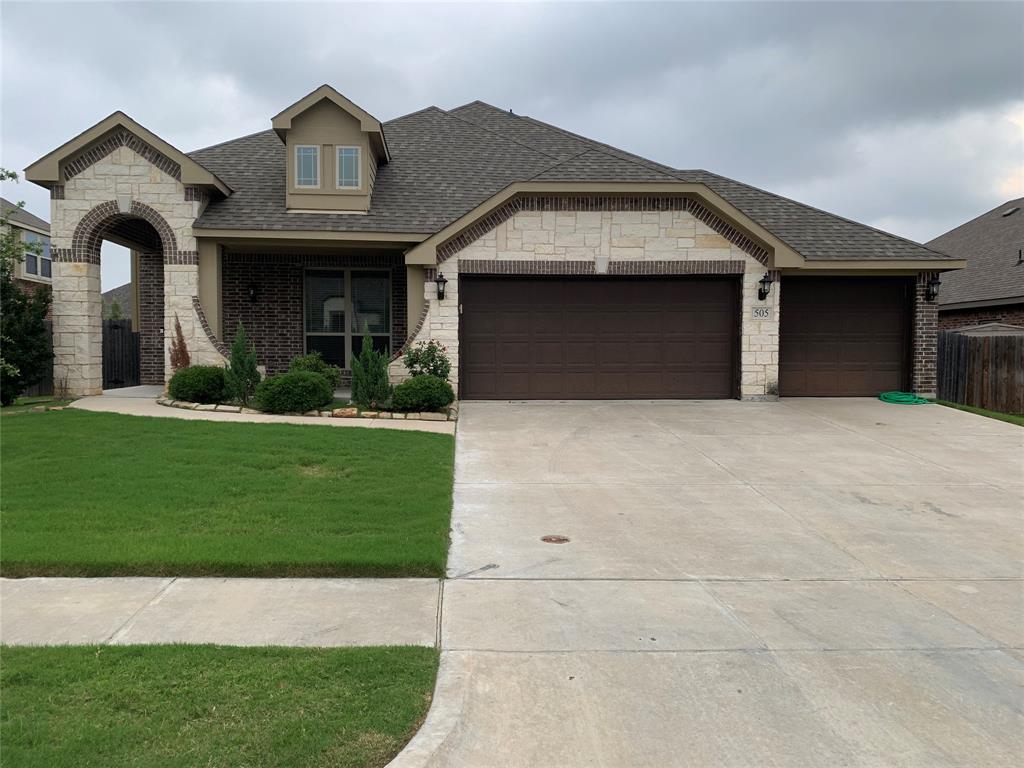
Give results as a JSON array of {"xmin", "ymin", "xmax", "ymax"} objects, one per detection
[
  {"xmin": 458, "ymin": 275, "xmax": 912, "ymax": 400},
  {"xmin": 459, "ymin": 276, "xmax": 738, "ymax": 400}
]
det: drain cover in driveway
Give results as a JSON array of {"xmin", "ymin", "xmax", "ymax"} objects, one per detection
[{"xmin": 541, "ymin": 535, "xmax": 570, "ymax": 544}]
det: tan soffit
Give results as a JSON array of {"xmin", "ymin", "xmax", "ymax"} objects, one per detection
[
  {"xmin": 24, "ymin": 112, "xmax": 231, "ymax": 197},
  {"xmin": 193, "ymin": 228, "xmax": 428, "ymax": 244}
]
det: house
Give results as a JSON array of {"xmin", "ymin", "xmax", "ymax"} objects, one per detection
[
  {"xmin": 1, "ymin": 197, "xmax": 52, "ymax": 298},
  {"xmin": 24, "ymin": 85, "xmax": 964, "ymax": 399},
  {"xmin": 102, "ymin": 282, "xmax": 134, "ymax": 321},
  {"xmin": 926, "ymin": 198, "xmax": 1024, "ymax": 330}
]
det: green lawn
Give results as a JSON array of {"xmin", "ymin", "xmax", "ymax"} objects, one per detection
[
  {"xmin": 0, "ymin": 410, "xmax": 454, "ymax": 577},
  {"xmin": 936, "ymin": 399, "xmax": 1024, "ymax": 427},
  {"xmin": 0, "ymin": 645, "xmax": 437, "ymax": 768}
]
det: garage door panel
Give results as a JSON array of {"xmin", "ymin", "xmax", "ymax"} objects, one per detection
[
  {"xmin": 461, "ymin": 276, "xmax": 738, "ymax": 400},
  {"xmin": 780, "ymin": 278, "xmax": 910, "ymax": 397}
]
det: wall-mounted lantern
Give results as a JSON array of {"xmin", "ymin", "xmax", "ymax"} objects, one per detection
[
  {"xmin": 757, "ymin": 272, "xmax": 774, "ymax": 301},
  {"xmin": 925, "ymin": 273, "xmax": 941, "ymax": 302},
  {"xmin": 434, "ymin": 272, "xmax": 449, "ymax": 301},
  {"xmin": 247, "ymin": 283, "xmax": 260, "ymax": 303}
]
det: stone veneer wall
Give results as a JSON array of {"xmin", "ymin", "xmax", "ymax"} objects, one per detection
[
  {"xmin": 49, "ymin": 142, "xmax": 224, "ymax": 394},
  {"xmin": 938, "ymin": 303, "xmax": 1024, "ymax": 330},
  {"xmin": 221, "ymin": 253, "xmax": 407, "ymax": 376},
  {"xmin": 402, "ymin": 206, "xmax": 781, "ymax": 399}
]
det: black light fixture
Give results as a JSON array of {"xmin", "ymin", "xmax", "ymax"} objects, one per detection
[
  {"xmin": 757, "ymin": 272, "xmax": 773, "ymax": 301},
  {"xmin": 247, "ymin": 283, "xmax": 260, "ymax": 303},
  {"xmin": 925, "ymin": 273, "xmax": 941, "ymax": 301},
  {"xmin": 434, "ymin": 271, "xmax": 449, "ymax": 301}
]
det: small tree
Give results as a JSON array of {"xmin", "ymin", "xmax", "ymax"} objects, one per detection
[
  {"xmin": 223, "ymin": 322, "xmax": 261, "ymax": 405},
  {"xmin": 168, "ymin": 314, "xmax": 190, "ymax": 372},
  {"xmin": 350, "ymin": 325, "xmax": 392, "ymax": 409},
  {"xmin": 1, "ymin": 169, "xmax": 53, "ymax": 406},
  {"xmin": 105, "ymin": 298, "xmax": 124, "ymax": 321}
]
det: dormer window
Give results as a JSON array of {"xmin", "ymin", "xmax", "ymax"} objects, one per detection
[
  {"xmin": 337, "ymin": 147, "xmax": 361, "ymax": 189},
  {"xmin": 295, "ymin": 145, "xmax": 320, "ymax": 188}
]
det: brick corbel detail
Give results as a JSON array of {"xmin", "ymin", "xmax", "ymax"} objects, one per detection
[
  {"xmin": 391, "ymin": 305, "xmax": 430, "ymax": 361},
  {"xmin": 912, "ymin": 271, "xmax": 939, "ymax": 395},
  {"xmin": 63, "ymin": 128, "xmax": 182, "ymax": 181},
  {"xmin": 437, "ymin": 195, "xmax": 771, "ymax": 265},
  {"xmin": 456, "ymin": 259, "xmax": 746, "ymax": 276}
]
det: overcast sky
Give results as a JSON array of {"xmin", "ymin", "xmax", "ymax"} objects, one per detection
[{"xmin": 2, "ymin": 0, "xmax": 1021, "ymax": 290}]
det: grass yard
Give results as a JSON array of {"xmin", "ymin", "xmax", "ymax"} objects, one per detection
[
  {"xmin": 0, "ymin": 645, "xmax": 438, "ymax": 768},
  {"xmin": 936, "ymin": 399, "xmax": 1024, "ymax": 427},
  {"xmin": 0, "ymin": 410, "xmax": 454, "ymax": 577}
]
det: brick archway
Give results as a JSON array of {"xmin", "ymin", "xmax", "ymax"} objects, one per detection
[{"xmin": 58, "ymin": 200, "xmax": 180, "ymax": 385}]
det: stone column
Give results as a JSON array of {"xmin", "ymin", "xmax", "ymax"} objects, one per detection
[
  {"xmin": 740, "ymin": 267, "xmax": 781, "ymax": 400},
  {"xmin": 51, "ymin": 260, "xmax": 103, "ymax": 395}
]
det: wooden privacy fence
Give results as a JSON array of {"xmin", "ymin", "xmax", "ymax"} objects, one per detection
[
  {"xmin": 937, "ymin": 331, "xmax": 1024, "ymax": 414},
  {"xmin": 102, "ymin": 319, "xmax": 140, "ymax": 389}
]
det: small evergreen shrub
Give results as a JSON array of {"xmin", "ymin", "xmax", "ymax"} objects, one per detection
[
  {"xmin": 289, "ymin": 351, "xmax": 342, "ymax": 389},
  {"xmin": 254, "ymin": 371, "xmax": 333, "ymax": 414},
  {"xmin": 403, "ymin": 340, "xmax": 452, "ymax": 381},
  {"xmin": 168, "ymin": 365, "xmax": 226, "ymax": 404},
  {"xmin": 350, "ymin": 327, "xmax": 392, "ymax": 409},
  {"xmin": 392, "ymin": 375, "xmax": 455, "ymax": 413},
  {"xmin": 224, "ymin": 322, "xmax": 261, "ymax": 405}
]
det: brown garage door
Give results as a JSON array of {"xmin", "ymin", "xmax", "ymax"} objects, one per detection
[
  {"xmin": 779, "ymin": 277, "xmax": 912, "ymax": 397},
  {"xmin": 460, "ymin": 276, "xmax": 738, "ymax": 399}
]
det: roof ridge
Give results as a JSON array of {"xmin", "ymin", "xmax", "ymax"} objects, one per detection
[
  {"xmin": 692, "ymin": 168, "xmax": 956, "ymax": 260},
  {"xmin": 438, "ymin": 107, "xmax": 564, "ymax": 163},
  {"xmin": 384, "ymin": 105, "xmax": 449, "ymax": 124},
  {"xmin": 927, "ymin": 196, "xmax": 1024, "ymax": 244},
  {"xmin": 188, "ymin": 127, "xmax": 275, "ymax": 156}
]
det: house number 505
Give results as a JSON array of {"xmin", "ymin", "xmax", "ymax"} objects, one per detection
[{"xmin": 751, "ymin": 307, "xmax": 773, "ymax": 320}]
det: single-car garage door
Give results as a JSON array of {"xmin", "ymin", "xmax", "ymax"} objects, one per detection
[
  {"xmin": 460, "ymin": 276, "xmax": 738, "ymax": 399},
  {"xmin": 779, "ymin": 277, "xmax": 912, "ymax": 397}
]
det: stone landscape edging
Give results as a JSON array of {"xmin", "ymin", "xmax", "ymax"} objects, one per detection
[{"xmin": 156, "ymin": 396, "xmax": 458, "ymax": 422}]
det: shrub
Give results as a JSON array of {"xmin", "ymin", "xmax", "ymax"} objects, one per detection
[
  {"xmin": 350, "ymin": 327, "xmax": 392, "ymax": 409},
  {"xmin": 168, "ymin": 365, "xmax": 226, "ymax": 404},
  {"xmin": 403, "ymin": 340, "xmax": 451, "ymax": 381},
  {"xmin": 289, "ymin": 350, "xmax": 342, "ymax": 389},
  {"xmin": 168, "ymin": 314, "xmax": 191, "ymax": 372},
  {"xmin": 254, "ymin": 370, "xmax": 333, "ymax": 414},
  {"xmin": 224, "ymin": 322, "xmax": 261, "ymax": 405},
  {"xmin": 392, "ymin": 375, "xmax": 455, "ymax": 413}
]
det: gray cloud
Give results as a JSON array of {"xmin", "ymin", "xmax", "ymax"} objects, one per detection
[{"xmin": 2, "ymin": 1, "xmax": 1021, "ymax": 289}]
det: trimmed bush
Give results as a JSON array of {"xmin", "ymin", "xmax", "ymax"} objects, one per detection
[
  {"xmin": 392, "ymin": 375, "xmax": 455, "ymax": 413},
  {"xmin": 350, "ymin": 327, "xmax": 392, "ymax": 409},
  {"xmin": 289, "ymin": 351, "xmax": 342, "ymax": 389},
  {"xmin": 254, "ymin": 371, "xmax": 333, "ymax": 414},
  {"xmin": 168, "ymin": 366, "xmax": 226, "ymax": 404},
  {"xmin": 403, "ymin": 340, "xmax": 451, "ymax": 381}
]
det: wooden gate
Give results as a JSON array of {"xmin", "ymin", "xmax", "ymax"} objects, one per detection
[
  {"xmin": 102, "ymin": 319, "xmax": 140, "ymax": 389},
  {"xmin": 937, "ymin": 331, "xmax": 1024, "ymax": 414}
]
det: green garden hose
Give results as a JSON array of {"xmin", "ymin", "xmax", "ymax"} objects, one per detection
[{"xmin": 879, "ymin": 391, "xmax": 930, "ymax": 405}]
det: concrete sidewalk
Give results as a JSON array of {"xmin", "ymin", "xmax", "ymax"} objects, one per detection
[
  {"xmin": 71, "ymin": 395, "xmax": 455, "ymax": 434},
  {"xmin": 0, "ymin": 577, "xmax": 440, "ymax": 647}
]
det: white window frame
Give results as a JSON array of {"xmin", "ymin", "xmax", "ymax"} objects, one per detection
[
  {"xmin": 335, "ymin": 146, "xmax": 361, "ymax": 190},
  {"xmin": 21, "ymin": 231, "xmax": 52, "ymax": 282},
  {"xmin": 294, "ymin": 145, "xmax": 320, "ymax": 189}
]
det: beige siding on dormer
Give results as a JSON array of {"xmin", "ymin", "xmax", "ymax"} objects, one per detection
[{"xmin": 285, "ymin": 100, "xmax": 376, "ymax": 212}]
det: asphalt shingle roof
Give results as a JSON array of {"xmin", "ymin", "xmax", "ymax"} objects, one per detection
[
  {"xmin": 189, "ymin": 100, "xmax": 956, "ymax": 262},
  {"xmin": 927, "ymin": 198, "xmax": 1024, "ymax": 306},
  {"xmin": 1, "ymin": 197, "xmax": 49, "ymax": 233}
]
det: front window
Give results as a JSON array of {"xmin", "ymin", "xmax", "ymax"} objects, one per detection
[
  {"xmin": 336, "ymin": 147, "xmax": 360, "ymax": 189},
  {"xmin": 304, "ymin": 270, "xmax": 391, "ymax": 368},
  {"xmin": 23, "ymin": 232, "xmax": 51, "ymax": 279},
  {"xmin": 295, "ymin": 145, "xmax": 320, "ymax": 188}
]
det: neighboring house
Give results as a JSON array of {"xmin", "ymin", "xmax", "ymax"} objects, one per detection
[
  {"xmin": 1, "ymin": 197, "xmax": 52, "ymax": 300},
  {"xmin": 25, "ymin": 85, "xmax": 963, "ymax": 399},
  {"xmin": 926, "ymin": 198, "xmax": 1024, "ymax": 330},
  {"xmin": 102, "ymin": 282, "xmax": 135, "ymax": 321}
]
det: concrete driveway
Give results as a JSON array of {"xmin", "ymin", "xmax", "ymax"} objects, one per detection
[{"xmin": 395, "ymin": 399, "xmax": 1023, "ymax": 768}]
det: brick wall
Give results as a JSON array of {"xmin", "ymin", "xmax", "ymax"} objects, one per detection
[
  {"xmin": 938, "ymin": 303, "xmax": 1024, "ymax": 330},
  {"xmin": 912, "ymin": 272, "xmax": 939, "ymax": 396},
  {"xmin": 221, "ymin": 252, "xmax": 407, "ymax": 375},
  {"xmin": 137, "ymin": 251, "xmax": 164, "ymax": 384}
]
